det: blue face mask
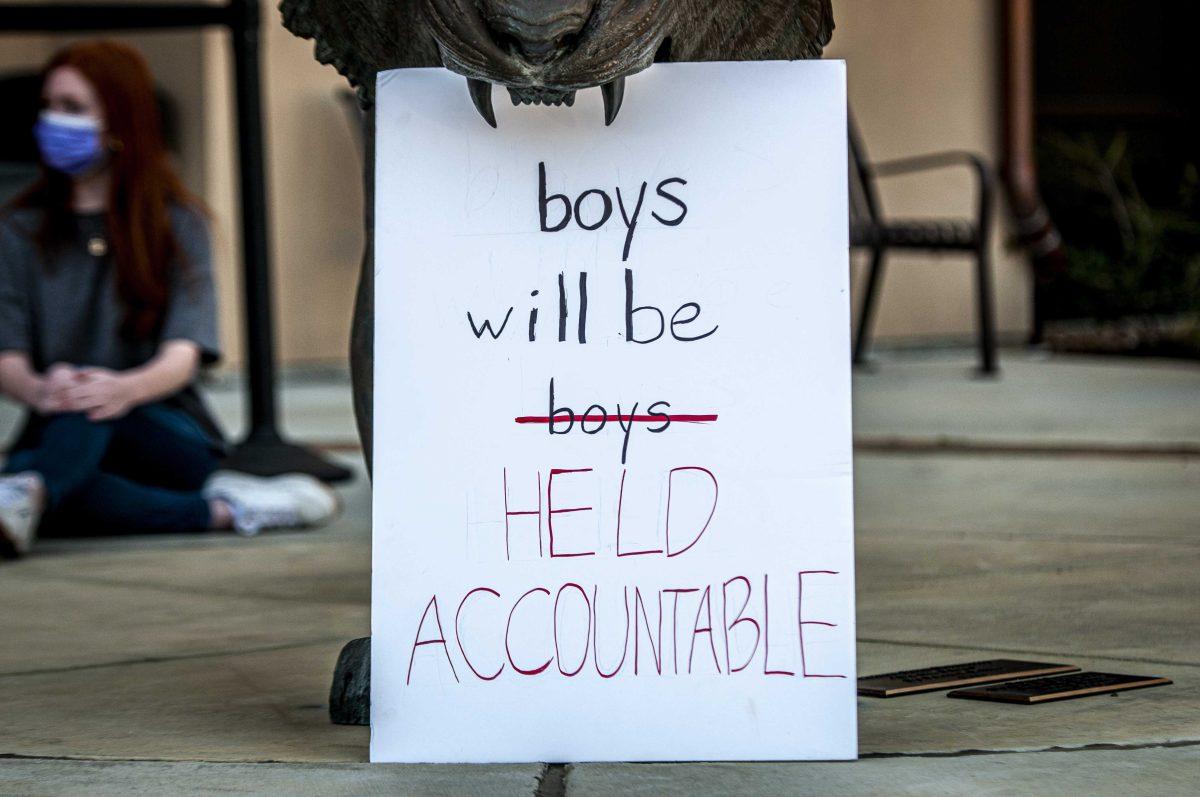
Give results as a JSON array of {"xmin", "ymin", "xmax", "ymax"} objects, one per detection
[{"xmin": 34, "ymin": 110, "xmax": 105, "ymax": 176}]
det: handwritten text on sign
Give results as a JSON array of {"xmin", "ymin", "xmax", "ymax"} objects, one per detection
[{"xmin": 372, "ymin": 61, "xmax": 855, "ymax": 763}]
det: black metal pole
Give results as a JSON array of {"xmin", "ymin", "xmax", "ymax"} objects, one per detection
[
  {"xmin": 0, "ymin": 3, "xmax": 232, "ymax": 31},
  {"xmin": 229, "ymin": 0, "xmax": 279, "ymax": 439},
  {"xmin": 221, "ymin": 0, "xmax": 351, "ymax": 481}
]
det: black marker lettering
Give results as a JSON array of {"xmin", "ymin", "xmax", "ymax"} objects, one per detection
[
  {"xmin": 671, "ymin": 302, "xmax": 718, "ymax": 342},
  {"xmin": 646, "ymin": 401, "xmax": 672, "ymax": 433},
  {"xmin": 539, "ymin": 162, "xmax": 571, "ymax": 232},
  {"xmin": 467, "ymin": 308, "xmax": 513, "ymax": 340},
  {"xmin": 624, "ymin": 268, "xmax": 664, "ymax": 344},
  {"xmin": 616, "ymin": 181, "xmax": 648, "ymax": 262},
  {"xmin": 652, "ymin": 177, "xmax": 688, "ymax": 226},
  {"xmin": 574, "ymin": 189, "xmax": 613, "ymax": 231},
  {"xmin": 616, "ymin": 402, "xmax": 638, "ymax": 464}
]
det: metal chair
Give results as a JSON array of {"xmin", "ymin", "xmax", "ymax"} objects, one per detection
[{"xmin": 849, "ymin": 119, "xmax": 998, "ymax": 374}]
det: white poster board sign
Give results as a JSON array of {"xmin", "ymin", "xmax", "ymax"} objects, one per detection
[{"xmin": 372, "ymin": 60, "xmax": 854, "ymax": 763}]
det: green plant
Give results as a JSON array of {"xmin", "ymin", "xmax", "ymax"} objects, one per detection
[{"xmin": 1040, "ymin": 132, "xmax": 1200, "ymax": 325}]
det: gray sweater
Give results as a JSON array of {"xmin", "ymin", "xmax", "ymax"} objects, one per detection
[{"xmin": 0, "ymin": 204, "xmax": 224, "ymax": 449}]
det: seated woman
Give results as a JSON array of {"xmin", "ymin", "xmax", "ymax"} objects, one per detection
[{"xmin": 0, "ymin": 41, "xmax": 338, "ymax": 558}]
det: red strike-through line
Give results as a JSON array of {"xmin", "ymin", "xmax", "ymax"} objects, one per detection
[{"xmin": 514, "ymin": 413, "xmax": 718, "ymax": 424}]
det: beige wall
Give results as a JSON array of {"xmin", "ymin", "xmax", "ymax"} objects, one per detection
[
  {"xmin": 4, "ymin": 0, "xmax": 1030, "ymax": 367},
  {"xmin": 114, "ymin": 30, "xmax": 207, "ymax": 196},
  {"xmin": 0, "ymin": 34, "xmax": 51, "ymax": 71},
  {"xmin": 828, "ymin": 0, "xmax": 1031, "ymax": 344}
]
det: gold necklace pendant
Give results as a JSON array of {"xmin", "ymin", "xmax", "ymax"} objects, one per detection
[{"xmin": 87, "ymin": 236, "xmax": 108, "ymax": 257}]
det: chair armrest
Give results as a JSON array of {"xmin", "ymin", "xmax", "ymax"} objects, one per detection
[
  {"xmin": 868, "ymin": 150, "xmax": 986, "ymax": 177},
  {"xmin": 866, "ymin": 151, "xmax": 994, "ymax": 243}
]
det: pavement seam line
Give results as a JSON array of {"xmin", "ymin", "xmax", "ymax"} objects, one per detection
[
  {"xmin": 534, "ymin": 763, "xmax": 568, "ymax": 797},
  {"xmin": 0, "ymin": 636, "xmax": 352, "ymax": 679},
  {"xmin": 17, "ymin": 531, "xmax": 356, "ymax": 561},
  {"xmin": 0, "ymin": 754, "xmax": 345, "ymax": 764},
  {"xmin": 9, "ymin": 570, "xmax": 368, "ymax": 607},
  {"xmin": 855, "ymin": 436, "xmax": 1200, "ymax": 460},
  {"xmin": 1, "ymin": 741, "xmax": 1196, "ymax": 766},
  {"xmin": 859, "ymin": 739, "xmax": 1200, "ymax": 760},
  {"xmin": 857, "ymin": 527, "xmax": 1200, "ymax": 548},
  {"xmin": 312, "ymin": 438, "xmax": 1200, "ymax": 461},
  {"xmin": 857, "ymin": 636, "xmax": 1200, "ymax": 669}
]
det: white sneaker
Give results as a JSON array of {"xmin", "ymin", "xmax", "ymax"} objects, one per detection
[
  {"xmin": 0, "ymin": 472, "xmax": 44, "ymax": 558},
  {"xmin": 204, "ymin": 471, "xmax": 340, "ymax": 536}
]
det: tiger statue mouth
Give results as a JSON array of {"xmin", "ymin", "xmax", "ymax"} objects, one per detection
[
  {"xmin": 425, "ymin": 0, "xmax": 670, "ymax": 126},
  {"xmin": 282, "ymin": 0, "xmax": 833, "ymax": 128}
]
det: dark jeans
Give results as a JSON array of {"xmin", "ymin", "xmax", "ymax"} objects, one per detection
[{"xmin": 4, "ymin": 404, "xmax": 219, "ymax": 535}]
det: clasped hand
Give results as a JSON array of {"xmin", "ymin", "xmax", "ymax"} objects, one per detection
[{"xmin": 36, "ymin": 363, "xmax": 138, "ymax": 421}]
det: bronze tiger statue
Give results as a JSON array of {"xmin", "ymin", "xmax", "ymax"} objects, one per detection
[{"xmin": 280, "ymin": 0, "xmax": 834, "ymax": 724}]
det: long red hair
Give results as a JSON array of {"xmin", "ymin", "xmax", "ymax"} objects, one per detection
[{"xmin": 17, "ymin": 41, "xmax": 199, "ymax": 340}]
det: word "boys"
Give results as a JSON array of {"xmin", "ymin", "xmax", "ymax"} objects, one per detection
[{"xmin": 538, "ymin": 162, "xmax": 688, "ymax": 261}]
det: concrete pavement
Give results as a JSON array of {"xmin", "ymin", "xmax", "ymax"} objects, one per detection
[{"xmin": 1, "ymin": 351, "xmax": 1196, "ymax": 794}]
